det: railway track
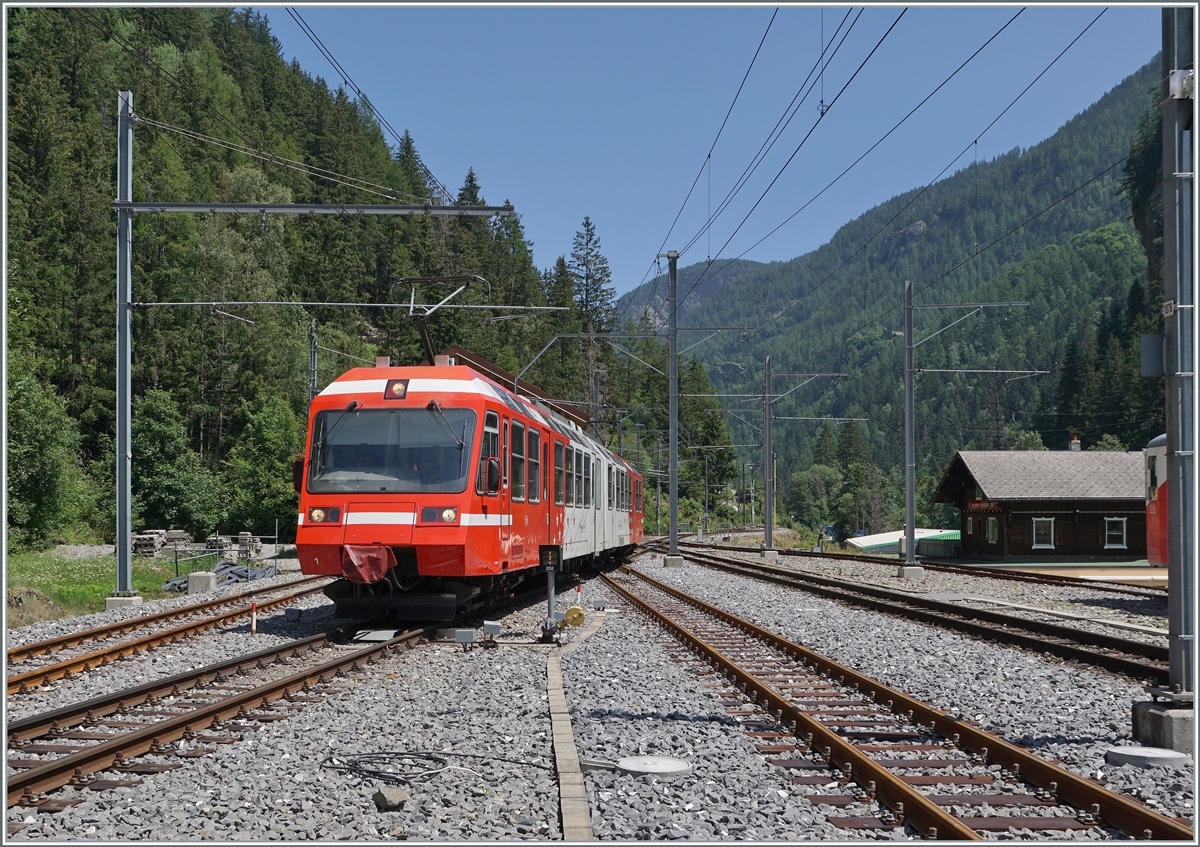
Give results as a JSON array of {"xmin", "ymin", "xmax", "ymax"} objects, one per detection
[
  {"xmin": 6, "ymin": 623, "xmax": 428, "ymax": 813},
  {"xmin": 7, "ymin": 575, "xmax": 329, "ymax": 664},
  {"xmin": 5, "ymin": 575, "xmax": 580, "ymax": 820},
  {"xmin": 603, "ymin": 565, "xmax": 1192, "ymax": 841},
  {"xmin": 7, "ymin": 579, "xmax": 333, "ymax": 696},
  {"xmin": 657, "ymin": 545, "xmax": 1169, "ymax": 684},
  {"xmin": 679, "ymin": 539, "xmax": 1166, "ymax": 598}
]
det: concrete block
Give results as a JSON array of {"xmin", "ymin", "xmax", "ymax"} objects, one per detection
[
  {"xmin": 663, "ymin": 555, "xmax": 684, "ymax": 568},
  {"xmin": 760, "ymin": 549, "xmax": 778, "ymax": 561},
  {"xmin": 896, "ymin": 566, "xmax": 925, "ymax": 579},
  {"xmin": 1133, "ymin": 701, "xmax": 1194, "ymax": 755},
  {"xmin": 1105, "ymin": 745, "xmax": 1192, "ymax": 768},
  {"xmin": 104, "ymin": 595, "xmax": 143, "ymax": 611},
  {"xmin": 187, "ymin": 571, "xmax": 218, "ymax": 594}
]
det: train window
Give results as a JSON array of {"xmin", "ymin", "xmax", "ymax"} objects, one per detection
[
  {"xmin": 554, "ymin": 442, "xmax": 565, "ymax": 505},
  {"xmin": 594, "ymin": 460, "xmax": 600, "ymax": 510},
  {"xmin": 574, "ymin": 448, "xmax": 583, "ymax": 506},
  {"xmin": 564, "ymin": 446, "xmax": 574, "ymax": 506},
  {"xmin": 511, "ymin": 421, "xmax": 526, "ymax": 501},
  {"xmin": 1032, "ymin": 517, "xmax": 1053, "ymax": 549},
  {"xmin": 528, "ymin": 430, "xmax": 540, "ymax": 503},
  {"xmin": 636, "ymin": 479, "xmax": 642, "ymax": 513},
  {"xmin": 543, "ymin": 442, "xmax": 549, "ymax": 503},
  {"xmin": 502, "ymin": 420, "xmax": 509, "ymax": 487},
  {"xmin": 1148, "ymin": 455, "xmax": 1158, "ymax": 500},
  {"xmin": 309, "ymin": 407, "xmax": 477, "ymax": 495},
  {"xmin": 986, "ymin": 517, "xmax": 998, "ymax": 544},
  {"xmin": 477, "ymin": 411, "xmax": 500, "ymax": 494},
  {"xmin": 583, "ymin": 455, "xmax": 592, "ymax": 507},
  {"xmin": 607, "ymin": 466, "xmax": 614, "ymax": 509},
  {"xmin": 966, "ymin": 517, "xmax": 973, "ymax": 535},
  {"xmin": 1105, "ymin": 517, "xmax": 1127, "ymax": 549}
]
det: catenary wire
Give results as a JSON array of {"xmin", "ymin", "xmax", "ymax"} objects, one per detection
[
  {"xmin": 70, "ymin": 8, "xmax": 397, "ymax": 212},
  {"xmin": 673, "ymin": 8, "xmax": 908, "ymax": 318},
  {"xmin": 620, "ymin": 7, "xmax": 781, "ymax": 322},
  {"xmin": 285, "ymin": 7, "xmax": 453, "ymax": 203},
  {"xmin": 675, "ymin": 8, "xmax": 861, "ymax": 262},
  {"xmin": 739, "ymin": 7, "xmax": 1107, "ymax": 345}
]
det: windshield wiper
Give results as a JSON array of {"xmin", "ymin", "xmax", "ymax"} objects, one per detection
[
  {"xmin": 426, "ymin": 400, "xmax": 465, "ymax": 452},
  {"xmin": 313, "ymin": 400, "xmax": 361, "ymax": 469}
]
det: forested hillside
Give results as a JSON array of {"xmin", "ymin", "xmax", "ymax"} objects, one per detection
[
  {"xmin": 6, "ymin": 8, "xmax": 734, "ymax": 549},
  {"xmin": 622, "ymin": 55, "xmax": 1166, "ymax": 539}
]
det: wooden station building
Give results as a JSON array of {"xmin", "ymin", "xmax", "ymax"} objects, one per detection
[{"xmin": 932, "ymin": 449, "xmax": 1146, "ymax": 560}]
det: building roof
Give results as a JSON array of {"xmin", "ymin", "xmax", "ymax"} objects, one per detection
[{"xmin": 936, "ymin": 450, "xmax": 1144, "ymax": 502}]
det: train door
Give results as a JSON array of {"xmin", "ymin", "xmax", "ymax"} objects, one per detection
[
  {"xmin": 501, "ymin": 418, "xmax": 511, "ymax": 553},
  {"xmin": 511, "ymin": 419, "xmax": 528, "ymax": 565},
  {"xmin": 552, "ymin": 437, "xmax": 565, "ymax": 548},
  {"xmin": 597, "ymin": 459, "xmax": 607, "ymax": 553}
]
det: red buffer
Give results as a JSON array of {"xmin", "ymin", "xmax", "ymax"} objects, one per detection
[{"xmin": 294, "ymin": 359, "xmax": 644, "ymax": 619}]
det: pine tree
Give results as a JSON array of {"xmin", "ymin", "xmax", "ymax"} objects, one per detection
[
  {"xmin": 813, "ymin": 421, "xmax": 840, "ymax": 470},
  {"xmin": 569, "ymin": 216, "xmax": 616, "ymax": 333}
]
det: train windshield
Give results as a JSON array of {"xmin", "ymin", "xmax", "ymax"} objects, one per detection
[{"xmin": 308, "ymin": 408, "xmax": 477, "ymax": 493}]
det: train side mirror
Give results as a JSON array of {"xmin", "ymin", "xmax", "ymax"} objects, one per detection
[
  {"xmin": 486, "ymin": 457, "xmax": 501, "ymax": 494},
  {"xmin": 293, "ymin": 458, "xmax": 304, "ymax": 494}
]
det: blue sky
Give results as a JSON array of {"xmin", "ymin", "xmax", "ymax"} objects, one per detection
[{"xmin": 258, "ymin": 5, "xmax": 1161, "ymax": 298}]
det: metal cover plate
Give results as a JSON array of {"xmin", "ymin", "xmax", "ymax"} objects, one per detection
[{"xmin": 616, "ymin": 756, "xmax": 691, "ymax": 776}]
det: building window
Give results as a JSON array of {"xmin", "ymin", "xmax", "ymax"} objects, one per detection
[
  {"xmin": 1105, "ymin": 517, "xmax": 1127, "ymax": 550},
  {"xmin": 966, "ymin": 517, "xmax": 973, "ymax": 535},
  {"xmin": 1032, "ymin": 517, "xmax": 1055, "ymax": 549},
  {"xmin": 986, "ymin": 516, "xmax": 998, "ymax": 544}
]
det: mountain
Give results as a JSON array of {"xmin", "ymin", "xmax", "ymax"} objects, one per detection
[{"xmin": 619, "ymin": 55, "xmax": 1164, "ymax": 531}]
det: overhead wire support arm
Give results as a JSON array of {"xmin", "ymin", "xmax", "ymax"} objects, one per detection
[
  {"xmin": 605, "ymin": 340, "xmax": 664, "ymax": 376},
  {"xmin": 514, "ymin": 333, "xmax": 657, "ymax": 392},
  {"xmin": 113, "ymin": 202, "xmax": 514, "ymax": 216}
]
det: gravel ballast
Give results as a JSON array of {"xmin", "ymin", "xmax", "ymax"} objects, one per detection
[
  {"xmin": 6, "ymin": 551, "xmax": 1194, "ymax": 840},
  {"xmin": 633, "ymin": 552, "xmax": 1193, "ymax": 827}
]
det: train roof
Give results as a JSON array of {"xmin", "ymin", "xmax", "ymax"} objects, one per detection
[{"xmin": 319, "ymin": 363, "xmax": 637, "ymax": 473}]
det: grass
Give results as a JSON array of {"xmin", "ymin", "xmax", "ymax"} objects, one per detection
[{"xmin": 6, "ymin": 551, "xmax": 183, "ymax": 628}]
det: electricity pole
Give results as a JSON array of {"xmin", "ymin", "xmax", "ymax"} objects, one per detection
[
  {"xmin": 114, "ymin": 91, "xmax": 135, "ymax": 603},
  {"xmin": 763, "ymin": 356, "xmax": 774, "ymax": 550},
  {"xmin": 1163, "ymin": 5, "xmax": 1195, "ymax": 702},
  {"xmin": 662, "ymin": 250, "xmax": 680, "ymax": 556},
  {"xmin": 904, "ymin": 281, "xmax": 916, "ymax": 566}
]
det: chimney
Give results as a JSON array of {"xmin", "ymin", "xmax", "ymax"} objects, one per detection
[
  {"xmin": 1069, "ymin": 433, "xmax": 1081, "ymax": 451},
  {"xmin": 375, "ymin": 356, "xmax": 390, "ymax": 368}
]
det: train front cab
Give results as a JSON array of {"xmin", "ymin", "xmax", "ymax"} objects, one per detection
[{"xmin": 1146, "ymin": 433, "xmax": 1168, "ymax": 566}]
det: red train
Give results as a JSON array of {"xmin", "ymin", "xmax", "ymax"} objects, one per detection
[
  {"xmin": 1145, "ymin": 433, "xmax": 1167, "ymax": 566},
  {"xmin": 294, "ymin": 356, "xmax": 644, "ymax": 619}
]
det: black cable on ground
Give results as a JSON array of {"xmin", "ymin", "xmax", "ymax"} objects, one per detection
[{"xmin": 323, "ymin": 750, "xmax": 553, "ymax": 785}]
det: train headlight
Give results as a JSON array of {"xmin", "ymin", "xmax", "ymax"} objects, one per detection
[
  {"xmin": 420, "ymin": 507, "xmax": 458, "ymax": 523},
  {"xmin": 308, "ymin": 507, "xmax": 341, "ymax": 523},
  {"xmin": 309, "ymin": 508, "xmax": 325, "ymax": 523}
]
